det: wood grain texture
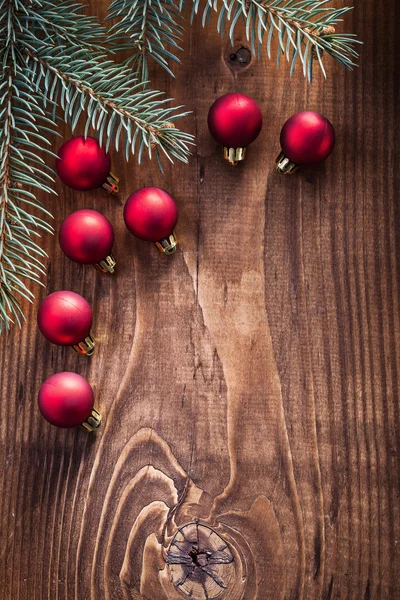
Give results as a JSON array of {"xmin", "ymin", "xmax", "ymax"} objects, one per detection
[{"xmin": 1, "ymin": 1, "xmax": 399, "ymax": 598}]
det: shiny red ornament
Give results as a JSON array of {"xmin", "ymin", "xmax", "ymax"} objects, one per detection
[
  {"xmin": 59, "ymin": 209, "xmax": 116, "ymax": 273},
  {"xmin": 123, "ymin": 187, "xmax": 179, "ymax": 255},
  {"xmin": 38, "ymin": 372, "xmax": 101, "ymax": 430},
  {"xmin": 208, "ymin": 93, "xmax": 263, "ymax": 165},
  {"xmin": 56, "ymin": 136, "xmax": 119, "ymax": 193},
  {"xmin": 37, "ymin": 290, "xmax": 95, "ymax": 355},
  {"xmin": 276, "ymin": 111, "xmax": 335, "ymax": 174}
]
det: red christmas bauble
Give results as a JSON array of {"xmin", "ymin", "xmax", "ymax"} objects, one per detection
[
  {"xmin": 38, "ymin": 372, "xmax": 94, "ymax": 428},
  {"xmin": 37, "ymin": 290, "xmax": 92, "ymax": 346},
  {"xmin": 56, "ymin": 136, "xmax": 111, "ymax": 190},
  {"xmin": 280, "ymin": 111, "xmax": 335, "ymax": 165},
  {"xmin": 123, "ymin": 187, "xmax": 179, "ymax": 242},
  {"xmin": 208, "ymin": 93, "xmax": 263, "ymax": 148},
  {"xmin": 59, "ymin": 209, "xmax": 114, "ymax": 264}
]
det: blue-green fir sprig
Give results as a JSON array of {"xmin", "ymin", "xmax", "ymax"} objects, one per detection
[
  {"xmin": 108, "ymin": 0, "xmax": 185, "ymax": 83},
  {"xmin": 0, "ymin": 0, "xmax": 193, "ymax": 331},
  {"xmin": 109, "ymin": 0, "xmax": 360, "ymax": 83}
]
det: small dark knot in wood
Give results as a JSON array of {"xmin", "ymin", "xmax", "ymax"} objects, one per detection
[
  {"xmin": 228, "ymin": 46, "xmax": 252, "ymax": 67},
  {"xmin": 167, "ymin": 522, "xmax": 234, "ymax": 599}
]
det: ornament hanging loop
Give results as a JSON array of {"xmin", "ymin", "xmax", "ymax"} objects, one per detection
[
  {"xmin": 81, "ymin": 408, "xmax": 102, "ymax": 432},
  {"xmin": 155, "ymin": 232, "xmax": 178, "ymax": 255},
  {"xmin": 102, "ymin": 171, "xmax": 119, "ymax": 194},
  {"xmin": 71, "ymin": 332, "xmax": 95, "ymax": 356},
  {"xmin": 275, "ymin": 151, "xmax": 299, "ymax": 175},
  {"xmin": 224, "ymin": 146, "xmax": 246, "ymax": 166},
  {"xmin": 94, "ymin": 254, "xmax": 116, "ymax": 274}
]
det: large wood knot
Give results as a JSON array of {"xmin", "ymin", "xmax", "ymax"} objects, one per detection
[{"xmin": 167, "ymin": 522, "xmax": 234, "ymax": 599}]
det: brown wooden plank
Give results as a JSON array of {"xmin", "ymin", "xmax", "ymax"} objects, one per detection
[{"xmin": 0, "ymin": 0, "xmax": 399, "ymax": 598}]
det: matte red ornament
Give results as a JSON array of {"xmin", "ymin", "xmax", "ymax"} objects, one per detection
[
  {"xmin": 59, "ymin": 209, "xmax": 116, "ymax": 273},
  {"xmin": 38, "ymin": 372, "xmax": 101, "ymax": 430},
  {"xmin": 276, "ymin": 111, "xmax": 335, "ymax": 174},
  {"xmin": 56, "ymin": 136, "xmax": 119, "ymax": 193},
  {"xmin": 37, "ymin": 290, "xmax": 95, "ymax": 355},
  {"xmin": 123, "ymin": 187, "xmax": 179, "ymax": 255},
  {"xmin": 207, "ymin": 92, "xmax": 263, "ymax": 165}
]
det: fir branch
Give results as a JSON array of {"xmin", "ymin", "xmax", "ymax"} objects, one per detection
[
  {"xmin": 17, "ymin": 0, "xmax": 107, "ymax": 50},
  {"xmin": 1, "ymin": 10, "xmax": 57, "ymax": 330},
  {"xmin": 0, "ymin": 0, "xmax": 193, "ymax": 331},
  {"xmin": 193, "ymin": 0, "xmax": 360, "ymax": 81},
  {"xmin": 25, "ymin": 48, "xmax": 192, "ymax": 164},
  {"xmin": 108, "ymin": 0, "xmax": 185, "ymax": 83}
]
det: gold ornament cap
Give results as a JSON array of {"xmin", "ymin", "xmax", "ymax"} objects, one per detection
[
  {"xmin": 275, "ymin": 151, "xmax": 299, "ymax": 175},
  {"xmin": 224, "ymin": 146, "xmax": 246, "ymax": 166},
  {"xmin": 155, "ymin": 231, "xmax": 178, "ymax": 255},
  {"xmin": 101, "ymin": 171, "xmax": 119, "ymax": 194},
  {"xmin": 71, "ymin": 331, "xmax": 95, "ymax": 356},
  {"xmin": 81, "ymin": 408, "xmax": 102, "ymax": 432},
  {"xmin": 93, "ymin": 253, "xmax": 116, "ymax": 274}
]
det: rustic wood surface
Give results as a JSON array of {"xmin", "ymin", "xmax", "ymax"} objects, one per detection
[{"xmin": 1, "ymin": 1, "xmax": 399, "ymax": 598}]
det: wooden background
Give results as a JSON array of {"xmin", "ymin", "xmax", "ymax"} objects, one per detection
[{"xmin": 1, "ymin": 1, "xmax": 399, "ymax": 598}]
